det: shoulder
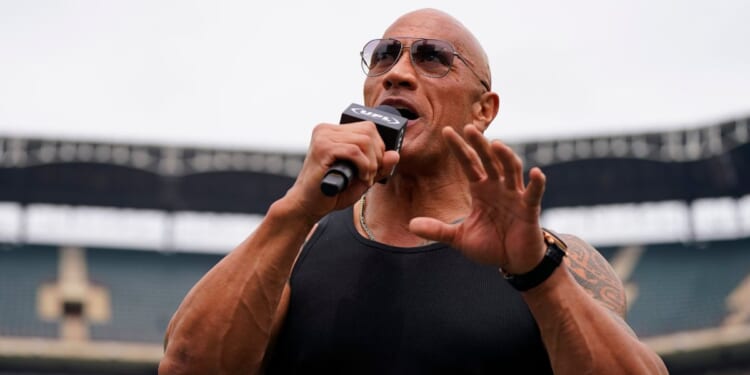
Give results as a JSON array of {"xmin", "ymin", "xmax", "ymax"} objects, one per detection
[{"xmin": 558, "ymin": 233, "xmax": 628, "ymax": 319}]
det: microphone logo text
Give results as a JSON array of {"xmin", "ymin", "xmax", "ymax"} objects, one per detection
[{"xmin": 350, "ymin": 107, "xmax": 402, "ymax": 126}]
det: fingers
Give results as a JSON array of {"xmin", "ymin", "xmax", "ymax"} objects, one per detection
[
  {"xmin": 444, "ymin": 124, "xmax": 539, "ymax": 198},
  {"xmin": 443, "ymin": 124, "xmax": 513, "ymax": 186},
  {"xmin": 311, "ymin": 121, "xmax": 385, "ymax": 184},
  {"xmin": 376, "ymin": 150, "xmax": 400, "ymax": 181},
  {"xmin": 464, "ymin": 126, "xmax": 502, "ymax": 180},
  {"xmin": 442, "ymin": 127, "xmax": 485, "ymax": 182},
  {"xmin": 288, "ymin": 121, "xmax": 389, "ymax": 218},
  {"xmin": 524, "ymin": 167, "xmax": 546, "ymax": 209},
  {"xmin": 491, "ymin": 141, "xmax": 523, "ymax": 191}
]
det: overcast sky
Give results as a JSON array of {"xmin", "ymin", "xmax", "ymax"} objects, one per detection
[{"xmin": 1, "ymin": 0, "xmax": 748, "ymax": 152}]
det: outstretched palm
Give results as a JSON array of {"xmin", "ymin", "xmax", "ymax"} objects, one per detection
[{"xmin": 410, "ymin": 125, "xmax": 547, "ymax": 275}]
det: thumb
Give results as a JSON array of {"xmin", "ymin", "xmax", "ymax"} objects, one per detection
[
  {"xmin": 409, "ymin": 217, "xmax": 458, "ymax": 244},
  {"xmin": 378, "ymin": 150, "xmax": 400, "ymax": 180}
]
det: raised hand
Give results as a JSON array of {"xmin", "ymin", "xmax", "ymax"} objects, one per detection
[{"xmin": 409, "ymin": 124, "xmax": 547, "ymax": 274}]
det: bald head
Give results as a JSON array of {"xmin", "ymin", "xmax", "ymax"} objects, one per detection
[{"xmin": 383, "ymin": 9, "xmax": 491, "ymax": 90}]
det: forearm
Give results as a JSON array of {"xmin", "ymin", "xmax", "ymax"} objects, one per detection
[
  {"xmin": 160, "ymin": 198, "xmax": 317, "ymax": 375},
  {"xmin": 522, "ymin": 267, "xmax": 668, "ymax": 375}
]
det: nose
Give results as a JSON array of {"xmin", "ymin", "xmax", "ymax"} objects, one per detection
[{"xmin": 381, "ymin": 48, "xmax": 418, "ymax": 91}]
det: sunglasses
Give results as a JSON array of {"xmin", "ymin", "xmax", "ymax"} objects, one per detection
[{"xmin": 360, "ymin": 38, "xmax": 490, "ymax": 92}]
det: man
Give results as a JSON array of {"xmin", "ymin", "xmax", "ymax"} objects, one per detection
[{"xmin": 159, "ymin": 8, "xmax": 668, "ymax": 375}]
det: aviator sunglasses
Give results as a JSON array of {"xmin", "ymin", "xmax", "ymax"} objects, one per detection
[{"xmin": 360, "ymin": 38, "xmax": 490, "ymax": 92}]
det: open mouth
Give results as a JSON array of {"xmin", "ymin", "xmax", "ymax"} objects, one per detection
[{"xmin": 396, "ymin": 107, "xmax": 419, "ymax": 120}]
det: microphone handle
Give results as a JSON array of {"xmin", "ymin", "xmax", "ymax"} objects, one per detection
[{"xmin": 320, "ymin": 161, "xmax": 356, "ymax": 197}]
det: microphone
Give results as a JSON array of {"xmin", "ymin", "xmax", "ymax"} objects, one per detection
[{"xmin": 320, "ymin": 104, "xmax": 408, "ymax": 196}]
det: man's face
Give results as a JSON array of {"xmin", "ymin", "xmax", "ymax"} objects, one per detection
[{"xmin": 362, "ymin": 12, "xmax": 487, "ymax": 165}]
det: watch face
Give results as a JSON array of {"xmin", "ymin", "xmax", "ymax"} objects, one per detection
[{"xmin": 542, "ymin": 229, "xmax": 568, "ymax": 251}]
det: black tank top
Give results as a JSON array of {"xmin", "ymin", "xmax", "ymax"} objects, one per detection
[{"xmin": 265, "ymin": 207, "xmax": 553, "ymax": 374}]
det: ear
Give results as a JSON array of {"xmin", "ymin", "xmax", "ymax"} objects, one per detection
[{"xmin": 472, "ymin": 91, "xmax": 500, "ymax": 132}]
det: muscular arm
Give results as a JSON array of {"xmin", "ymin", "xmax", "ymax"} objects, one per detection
[
  {"xmin": 411, "ymin": 126, "xmax": 667, "ymax": 374},
  {"xmin": 522, "ymin": 234, "xmax": 667, "ymax": 375},
  {"xmin": 158, "ymin": 199, "xmax": 314, "ymax": 375},
  {"xmin": 562, "ymin": 235, "xmax": 638, "ymax": 333},
  {"xmin": 158, "ymin": 121, "xmax": 395, "ymax": 375}
]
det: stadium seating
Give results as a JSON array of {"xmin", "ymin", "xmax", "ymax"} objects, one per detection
[
  {"xmin": 85, "ymin": 248, "xmax": 220, "ymax": 343},
  {"xmin": 628, "ymin": 238, "xmax": 750, "ymax": 337},
  {"xmin": 3, "ymin": 239, "xmax": 750, "ymax": 344},
  {"xmin": 0, "ymin": 244, "xmax": 58, "ymax": 338}
]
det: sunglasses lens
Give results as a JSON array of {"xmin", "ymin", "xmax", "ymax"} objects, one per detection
[
  {"xmin": 411, "ymin": 40, "xmax": 454, "ymax": 77},
  {"xmin": 361, "ymin": 39, "xmax": 402, "ymax": 76},
  {"xmin": 360, "ymin": 39, "xmax": 457, "ymax": 78}
]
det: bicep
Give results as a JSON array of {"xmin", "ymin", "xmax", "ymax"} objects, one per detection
[{"xmin": 560, "ymin": 234, "xmax": 628, "ymax": 319}]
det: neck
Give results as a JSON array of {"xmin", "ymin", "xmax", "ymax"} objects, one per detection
[{"xmin": 357, "ymin": 161, "xmax": 471, "ymax": 247}]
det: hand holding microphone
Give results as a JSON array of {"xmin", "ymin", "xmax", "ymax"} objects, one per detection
[{"xmin": 320, "ymin": 104, "xmax": 407, "ymax": 196}]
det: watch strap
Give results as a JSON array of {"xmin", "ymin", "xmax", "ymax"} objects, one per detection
[{"xmin": 502, "ymin": 229, "xmax": 567, "ymax": 292}]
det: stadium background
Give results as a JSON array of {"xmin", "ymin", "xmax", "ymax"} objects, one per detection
[{"xmin": 2, "ymin": 114, "xmax": 750, "ymax": 374}]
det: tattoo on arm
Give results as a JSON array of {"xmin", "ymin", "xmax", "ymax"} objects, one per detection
[{"xmin": 560, "ymin": 234, "xmax": 628, "ymax": 319}]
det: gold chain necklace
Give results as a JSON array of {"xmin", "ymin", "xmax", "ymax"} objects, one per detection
[
  {"xmin": 359, "ymin": 194, "xmax": 376, "ymax": 241},
  {"xmin": 359, "ymin": 194, "xmax": 461, "ymax": 244}
]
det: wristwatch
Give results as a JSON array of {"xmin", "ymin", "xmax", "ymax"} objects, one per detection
[{"xmin": 502, "ymin": 229, "xmax": 568, "ymax": 292}]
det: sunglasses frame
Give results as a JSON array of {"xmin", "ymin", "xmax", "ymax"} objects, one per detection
[{"xmin": 360, "ymin": 38, "xmax": 490, "ymax": 92}]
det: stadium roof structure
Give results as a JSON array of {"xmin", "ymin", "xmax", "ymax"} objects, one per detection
[{"xmin": 0, "ymin": 115, "xmax": 749, "ymax": 213}]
